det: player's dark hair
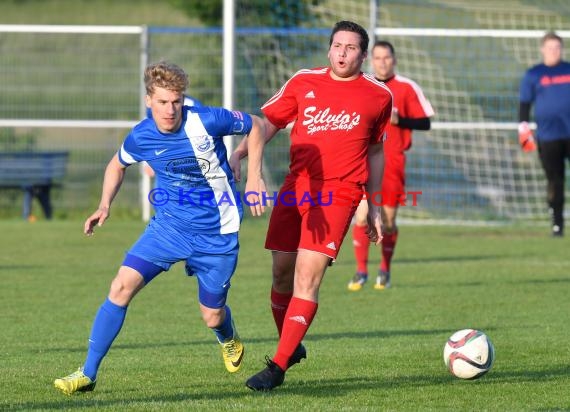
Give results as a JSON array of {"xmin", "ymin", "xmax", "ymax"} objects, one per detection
[
  {"xmin": 542, "ymin": 31, "xmax": 563, "ymax": 46},
  {"xmin": 373, "ymin": 40, "xmax": 396, "ymax": 56},
  {"xmin": 329, "ymin": 20, "xmax": 369, "ymax": 52},
  {"xmin": 144, "ymin": 61, "xmax": 189, "ymax": 95}
]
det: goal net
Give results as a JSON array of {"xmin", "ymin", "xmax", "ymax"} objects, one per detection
[
  {"xmin": 232, "ymin": 0, "xmax": 570, "ymax": 224},
  {"xmin": 3, "ymin": 1, "xmax": 570, "ymax": 225}
]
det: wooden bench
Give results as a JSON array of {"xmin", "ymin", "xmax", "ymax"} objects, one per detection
[{"xmin": 0, "ymin": 151, "xmax": 69, "ymax": 220}]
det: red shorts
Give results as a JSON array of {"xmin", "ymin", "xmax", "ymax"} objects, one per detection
[
  {"xmin": 380, "ymin": 151, "xmax": 406, "ymax": 207},
  {"xmin": 265, "ymin": 175, "xmax": 362, "ymax": 259}
]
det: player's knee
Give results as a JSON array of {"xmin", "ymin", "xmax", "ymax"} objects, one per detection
[
  {"xmin": 355, "ymin": 216, "xmax": 368, "ymax": 226},
  {"xmin": 202, "ymin": 308, "xmax": 223, "ymax": 328},
  {"xmin": 272, "ymin": 259, "xmax": 295, "ymax": 291},
  {"xmin": 108, "ymin": 274, "xmax": 142, "ymax": 305},
  {"xmin": 272, "ymin": 269, "xmax": 294, "ymax": 292},
  {"xmin": 108, "ymin": 280, "xmax": 131, "ymax": 304}
]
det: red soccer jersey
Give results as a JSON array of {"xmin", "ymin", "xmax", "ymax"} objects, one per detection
[
  {"xmin": 383, "ymin": 74, "xmax": 434, "ymax": 152},
  {"xmin": 261, "ymin": 67, "xmax": 392, "ymax": 185}
]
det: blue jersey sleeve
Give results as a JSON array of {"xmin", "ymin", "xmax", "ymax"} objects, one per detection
[
  {"xmin": 198, "ymin": 107, "xmax": 253, "ymax": 137},
  {"xmin": 118, "ymin": 131, "xmax": 143, "ymax": 166}
]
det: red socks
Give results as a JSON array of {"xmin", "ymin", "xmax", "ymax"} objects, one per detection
[
  {"xmin": 273, "ymin": 297, "xmax": 317, "ymax": 370},
  {"xmin": 352, "ymin": 224, "xmax": 370, "ymax": 274},
  {"xmin": 271, "ymin": 288, "xmax": 293, "ymax": 336},
  {"xmin": 380, "ymin": 230, "xmax": 398, "ymax": 273}
]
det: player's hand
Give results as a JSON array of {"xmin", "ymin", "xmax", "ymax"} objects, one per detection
[
  {"xmin": 229, "ymin": 150, "xmax": 243, "ymax": 182},
  {"xmin": 390, "ymin": 107, "xmax": 399, "ymax": 125},
  {"xmin": 84, "ymin": 207, "xmax": 109, "ymax": 236},
  {"xmin": 366, "ymin": 207, "xmax": 383, "ymax": 245},
  {"xmin": 244, "ymin": 176, "xmax": 267, "ymax": 216},
  {"xmin": 518, "ymin": 121, "xmax": 537, "ymax": 152}
]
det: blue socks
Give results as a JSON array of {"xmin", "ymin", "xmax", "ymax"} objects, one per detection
[
  {"xmin": 82, "ymin": 300, "xmax": 234, "ymax": 380},
  {"xmin": 83, "ymin": 298, "xmax": 127, "ymax": 381},
  {"xmin": 213, "ymin": 305, "xmax": 235, "ymax": 343}
]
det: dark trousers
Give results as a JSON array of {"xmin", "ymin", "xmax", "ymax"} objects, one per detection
[
  {"xmin": 22, "ymin": 185, "xmax": 53, "ymax": 220},
  {"xmin": 537, "ymin": 138, "xmax": 570, "ymax": 230}
]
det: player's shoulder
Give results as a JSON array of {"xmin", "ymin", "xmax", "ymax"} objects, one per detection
[
  {"xmin": 393, "ymin": 74, "xmax": 421, "ymax": 88},
  {"xmin": 393, "ymin": 74, "xmax": 427, "ymax": 95},
  {"xmin": 294, "ymin": 67, "xmax": 329, "ymax": 76},
  {"xmin": 362, "ymin": 73, "xmax": 392, "ymax": 96},
  {"xmin": 186, "ymin": 105, "xmax": 246, "ymax": 119},
  {"xmin": 131, "ymin": 117, "xmax": 155, "ymax": 135},
  {"xmin": 526, "ymin": 63, "xmax": 549, "ymax": 77},
  {"xmin": 559, "ymin": 60, "xmax": 570, "ymax": 71},
  {"xmin": 184, "ymin": 95, "xmax": 203, "ymax": 107},
  {"xmin": 288, "ymin": 67, "xmax": 329, "ymax": 83}
]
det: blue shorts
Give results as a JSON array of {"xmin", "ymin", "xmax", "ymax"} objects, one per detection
[{"xmin": 123, "ymin": 217, "xmax": 239, "ymax": 309}]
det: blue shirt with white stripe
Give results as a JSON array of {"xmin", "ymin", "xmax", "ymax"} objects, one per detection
[
  {"xmin": 520, "ymin": 61, "xmax": 570, "ymax": 141},
  {"xmin": 119, "ymin": 105, "xmax": 252, "ymax": 234}
]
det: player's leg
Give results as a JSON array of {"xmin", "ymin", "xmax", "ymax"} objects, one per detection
[
  {"xmin": 246, "ymin": 249, "xmax": 329, "ymax": 391},
  {"xmin": 188, "ymin": 232, "xmax": 244, "ymax": 373},
  {"xmin": 375, "ymin": 153, "xmax": 405, "ymax": 289},
  {"xmin": 22, "ymin": 186, "xmax": 33, "ymax": 221},
  {"xmin": 538, "ymin": 139, "xmax": 565, "ymax": 236},
  {"xmin": 348, "ymin": 198, "xmax": 370, "ymax": 290},
  {"xmin": 247, "ymin": 185, "xmax": 357, "ymax": 390},
  {"xmin": 54, "ymin": 263, "xmax": 159, "ymax": 395},
  {"xmin": 272, "ymin": 249, "xmax": 330, "ymax": 366},
  {"xmin": 36, "ymin": 184, "xmax": 53, "ymax": 219},
  {"xmin": 269, "ymin": 251, "xmax": 307, "ymax": 368},
  {"xmin": 376, "ymin": 205, "xmax": 398, "ymax": 289},
  {"xmin": 262, "ymin": 176, "xmax": 306, "ymax": 357},
  {"xmin": 270, "ymin": 250, "xmax": 296, "ymax": 333},
  {"xmin": 54, "ymin": 222, "xmax": 172, "ymax": 395},
  {"xmin": 83, "ymin": 265, "xmax": 149, "ymax": 376}
]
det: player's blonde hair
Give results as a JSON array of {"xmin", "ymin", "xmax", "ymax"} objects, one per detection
[{"xmin": 144, "ymin": 61, "xmax": 189, "ymax": 96}]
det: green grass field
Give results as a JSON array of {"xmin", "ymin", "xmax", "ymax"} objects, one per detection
[{"xmin": 1, "ymin": 218, "xmax": 569, "ymax": 411}]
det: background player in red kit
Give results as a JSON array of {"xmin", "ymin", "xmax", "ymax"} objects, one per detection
[
  {"xmin": 348, "ymin": 40, "xmax": 434, "ymax": 291},
  {"xmin": 242, "ymin": 20, "xmax": 392, "ymax": 391}
]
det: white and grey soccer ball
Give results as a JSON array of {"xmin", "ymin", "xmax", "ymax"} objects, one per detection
[{"xmin": 443, "ymin": 329, "xmax": 495, "ymax": 380}]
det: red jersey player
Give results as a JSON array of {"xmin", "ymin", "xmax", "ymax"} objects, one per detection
[
  {"xmin": 241, "ymin": 20, "xmax": 392, "ymax": 391},
  {"xmin": 348, "ymin": 40, "xmax": 434, "ymax": 292}
]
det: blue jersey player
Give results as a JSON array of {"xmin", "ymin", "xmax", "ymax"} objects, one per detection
[
  {"xmin": 54, "ymin": 61, "xmax": 264, "ymax": 395},
  {"xmin": 519, "ymin": 31, "xmax": 570, "ymax": 237}
]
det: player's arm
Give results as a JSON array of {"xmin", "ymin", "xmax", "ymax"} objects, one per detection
[
  {"xmin": 230, "ymin": 117, "xmax": 279, "ymax": 181},
  {"xmin": 518, "ymin": 101, "xmax": 536, "ymax": 152},
  {"xmin": 84, "ymin": 154, "xmax": 127, "ymax": 235},
  {"xmin": 245, "ymin": 116, "xmax": 278, "ymax": 216},
  {"xmin": 366, "ymin": 141, "xmax": 384, "ymax": 245},
  {"xmin": 518, "ymin": 71, "xmax": 537, "ymax": 152},
  {"xmin": 519, "ymin": 101, "xmax": 531, "ymax": 123},
  {"xmin": 394, "ymin": 114, "xmax": 431, "ymax": 130}
]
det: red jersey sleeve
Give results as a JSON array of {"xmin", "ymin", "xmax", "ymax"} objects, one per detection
[{"xmin": 261, "ymin": 70, "xmax": 308, "ymax": 129}]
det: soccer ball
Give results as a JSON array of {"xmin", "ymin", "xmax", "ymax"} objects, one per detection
[{"xmin": 443, "ymin": 329, "xmax": 495, "ymax": 380}]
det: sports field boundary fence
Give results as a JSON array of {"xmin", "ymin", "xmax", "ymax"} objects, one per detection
[{"xmin": 1, "ymin": 22, "xmax": 568, "ymax": 225}]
